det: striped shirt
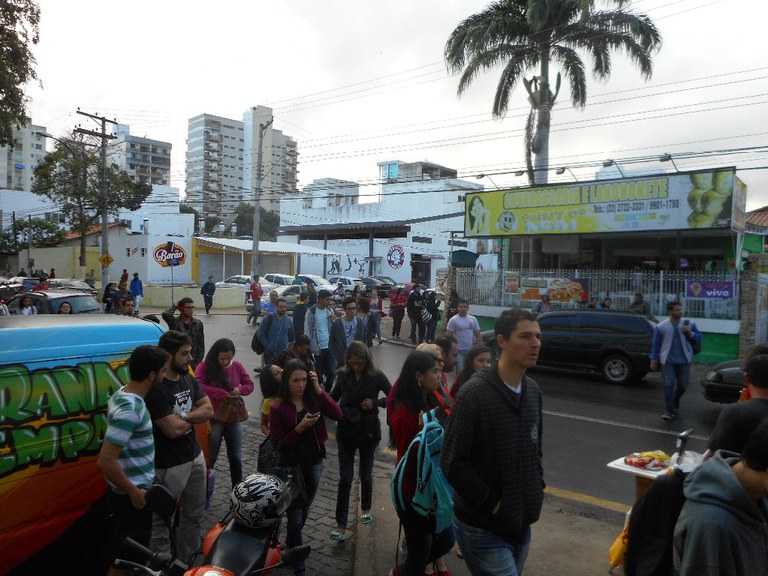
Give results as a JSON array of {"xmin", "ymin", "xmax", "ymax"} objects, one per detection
[{"xmin": 104, "ymin": 388, "xmax": 155, "ymax": 492}]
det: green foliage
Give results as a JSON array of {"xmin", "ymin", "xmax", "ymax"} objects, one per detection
[
  {"xmin": 0, "ymin": 0, "xmax": 40, "ymax": 147},
  {"xmin": 0, "ymin": 217, "xmax": 64, "ymax": 253},
  {"xmin": 32, "ymin": 136, "xmax": 152, "ymax": 264},
  {"xmin": 260, "ymin": 207, "xmax": 279, "ymax": 241}
]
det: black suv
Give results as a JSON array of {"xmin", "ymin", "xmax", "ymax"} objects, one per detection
[{"xmin": 484, "ymin": 309, "xmax": 655, "ymax": 384}]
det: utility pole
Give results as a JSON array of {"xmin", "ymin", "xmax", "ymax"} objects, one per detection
[
  {"xmin": 75, "ymin": 110, "xmax": 116, "ymax": 289},
  {"xmin": 250, "ymin": 117, "xmax": 273, "ymax": 277}
]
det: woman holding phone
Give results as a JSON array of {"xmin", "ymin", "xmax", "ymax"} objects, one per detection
[{"xmin": 270, "ymin": 359, "xmax": 342, "ymax": 575}]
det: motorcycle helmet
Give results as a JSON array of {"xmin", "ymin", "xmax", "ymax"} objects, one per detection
[{"xmin": 229, "ymin": 473, "xmax": 290, "ymax": 529}]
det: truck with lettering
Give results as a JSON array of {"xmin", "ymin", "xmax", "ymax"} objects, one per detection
[{"xmin": 0, "ymin": 315, "xmax": 165, "ymax": 574}]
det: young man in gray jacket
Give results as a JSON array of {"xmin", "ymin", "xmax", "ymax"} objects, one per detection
[{"xmin": 442, "ymin": 308, "xmax": 543, "ymax": 576}]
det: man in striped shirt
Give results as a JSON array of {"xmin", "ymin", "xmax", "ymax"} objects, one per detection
[{"xmin": 97, "ymin": 345, "xmax": 170, "ymax": 576}]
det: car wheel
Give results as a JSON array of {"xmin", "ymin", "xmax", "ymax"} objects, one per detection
[{"xmin": 601, "ymin": 354, "xmax": 633, "ymax": 384}]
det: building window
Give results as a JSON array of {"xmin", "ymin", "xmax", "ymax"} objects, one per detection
[
  {"xmin": 140, "ymin": 248, "xmax": 147, "ymax": 257},
  {"xmin": 126, "ymin": 248, "xmax": 131, "ymax": 257}
]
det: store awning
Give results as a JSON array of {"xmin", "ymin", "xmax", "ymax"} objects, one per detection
[{"xmin": 194, "ymin": 237, "xmax": 340, "ymax": 256}]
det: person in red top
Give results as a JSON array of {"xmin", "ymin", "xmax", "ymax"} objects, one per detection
[
  {"xmin": 389, "ymin": 350, "xmax": 455, "ymax": 576},
  {"xmin": 48, "ymin": 268, "xmax": 56, "ymax": 279},
  {"xmin": 120, "ymin": 269, "xmax": 129, "ymax": 283},
  {"xmin": 194, "ymin": 338, "xmax": 254, "ymax": 488},
  {"xmin": 247, "ymin": 275, "xmax": 264, "ymax": 326},
  {"xmin": 390, "ymin": 287, "xmax": 407, "ymax": 340},
  {"xmin": 32, "ymin": 278, "xmax": 49, "ymax": 291}
]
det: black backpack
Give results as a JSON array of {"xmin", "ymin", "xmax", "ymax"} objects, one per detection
[{"xmin": 624, "ymin": 468, "xmax": 688, "ymax": 576}]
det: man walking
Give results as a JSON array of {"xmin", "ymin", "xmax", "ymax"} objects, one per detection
[
  {"xmin": 650, "ymin": 301, "xmax": 701, "ymax": 420},
  {"xmin": 446, "ymin": 298, "xmax": 482, "ymax": 372},
  {"xmin": 442, "ymin": 308, "xmax": 544, "ymax": 576},
  {"xmin": 306, "ymin": 289, "xmax": 338, "ymax": 390},
  {"xmin": 329, "ymin": 296, "xmax": 369, "ymax": 370},
  {"xmin": 256, "ymin": 298, "xmax": 294, "ymax": 365},
  {"xmin": 200, "ymin": 275, "xmax": 216, "ymax": 316},
  {"xmin": 130, "ymin": 273, "xmax": 144, "ymax": 315},
  {"xmin": 247, "ymin": 275, "xmax": 264, "ymax": 326},
  {"xmin": 162, "ymin": 297, "xmax": 205, "ymax": 369},
  {"xmin": 146, "ymin": 331, "xmax": 213, "ymax": 564},
  {"xmin": 97, "ymin": 345, "xmax": 170, "ymax": 576},
  {"xmin": 406, "ymin": 284, "xmax": 426, "ymax": 344}
]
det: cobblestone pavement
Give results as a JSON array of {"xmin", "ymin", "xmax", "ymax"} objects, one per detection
[{"xmin": 204, "ymin": 420, "xmax": 358, "ymax": 575}]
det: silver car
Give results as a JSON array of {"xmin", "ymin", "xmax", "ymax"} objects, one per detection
[{"xmin": 246, "ymin": 283, "xmax": 307, "ymax": 313}]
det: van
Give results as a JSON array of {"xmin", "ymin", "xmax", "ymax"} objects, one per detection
[{"xmin": 0, "ymin": 315, "xmax": 165, "ymax": 574}]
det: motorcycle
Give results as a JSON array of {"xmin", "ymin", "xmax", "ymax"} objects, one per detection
[{"xmin": 117, "ymin": 476, "xmax": 310, "ymax": 576}]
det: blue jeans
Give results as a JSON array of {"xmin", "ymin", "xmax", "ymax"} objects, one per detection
[
  {"xmin": 662, "ymin": 362, "xmax": 691, "ymax": 413},
  {"xmin": 454, "ymin": 517, "xmax": 531, "ymax": 576},
  {"xmin": 209, "ymin": 419, "xmax": 243, "ymax": 487},
  {"xmin": 372, "ymin": 313, "xmax": 382, "ymax": 339},
  {"xmin": 456, "ymin": 349, "xmax": 469, "ymax": 373},
  {"xmin": 335, "ymin": 440, "xmax": 378, "ymax": 529},
  {"xmin": 397, "ymin": 508, "xmax": 456, "ymax": 576},
  {"xmin": 425, "ymin": 318, "xmax": 438, "ymax": 343},
  {"xmin": 278, "ymin": 461, "xmax": 323, "ymax": 550},
  {"xmin": 247, "ymin": 300, "xmax": 261, "ymax": 325}
]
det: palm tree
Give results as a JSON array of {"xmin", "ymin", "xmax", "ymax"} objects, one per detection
[{"xmin": 445, "ymin": 0, "xmax": 661, "ymax": 184}]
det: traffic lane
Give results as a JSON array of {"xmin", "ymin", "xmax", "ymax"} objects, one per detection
[{"xmin": 535, "ymin": 365, "xmax": 723, "ymax": 506}]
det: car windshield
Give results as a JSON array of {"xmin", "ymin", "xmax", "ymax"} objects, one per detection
[{"xmin": 56, "ymin": 296, "xmax": 102, "ymax": 314}]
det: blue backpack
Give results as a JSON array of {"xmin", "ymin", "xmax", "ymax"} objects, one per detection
[{"xmin": 391, "ymin": 410, "xmax": 454, "ymax": 532}]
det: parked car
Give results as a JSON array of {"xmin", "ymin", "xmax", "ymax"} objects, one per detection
[
  {"xmin": 297, "ymin": 274, "xmax": 331, "ymax": 287},
  {"xmin": 246, "ymin": 283, "xmax": 307, "ymax": 313},
  {"xmin": 700, "ymin": 359, "xmax": 744, "ymax": 403},
  {"xmin": 374, "ymin": 276, "xmax": 397, "ymax": 292},
  {"xmin": 7, "ymin": 276, "xmax": 39, "ymax": 291},
  {"xmin": 482, "ymin": 309, "xmax": 655, "ymax": 384},
  {"xmin": 264, "ymin": 273, "xmax": 296, "ymax": 286},
  {"xmin": 215, "ymin": 275, "xmax": 277, "ymax": 291},
  {"xmin": 327, "ymin": 276, "xmax": 365, "ymax": 296},
  {"xmin": 359, "ymin": 277, "xmax": 385, "ymax": 296},
  {"xmin": 47, "ymin": 278, "xmax": 98, "ymax": 296},
  {"xmin": 7, "ymin": 291, "xmax": 103, "ymax": 314}
]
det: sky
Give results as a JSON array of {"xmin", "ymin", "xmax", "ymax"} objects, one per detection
[{"xmin": 25, "ymin": 0, "xmax": 768, "ymax": 209}]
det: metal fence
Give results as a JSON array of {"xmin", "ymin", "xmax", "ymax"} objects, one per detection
[{"xmin": 437, "ymin": 268, "xmax": 740, "ymax": 320}]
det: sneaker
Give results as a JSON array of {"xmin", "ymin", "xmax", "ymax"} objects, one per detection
[{"xmin": 662, "ymin": 411, "xmax": 675, "ymax": 420}]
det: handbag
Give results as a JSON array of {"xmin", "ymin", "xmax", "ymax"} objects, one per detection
[
  {"xmin": 257, "ymin": 436, "xmax": 279, "ymax": 475},
  {"xmin": 214, "ymin": 396, "xmax": 249, "ymax": 423},
  {"xmin": 420, "ymin": 308, "xmax": 432, "ymax": 324},
  {"xmin": 286, "ymin": 464, "xmax": 308, "ymax": 510}
]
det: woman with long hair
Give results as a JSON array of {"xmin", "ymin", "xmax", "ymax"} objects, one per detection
[
  {"xmin": 102, "ymin": 282, "xmax": 116, "ymax": 313},
  {"xmin": 16, "ymin": 295, "xmax": 36, "ymax": 315},
  {"xmin": 357, "ymin": 296, "xmax": 376, "ymax": 347},
  {"xmin": 450, "ymin": 344, "xmax": 492, "ymax": 398},
  {"xmin": 57, "ymin": 301, "xmax": 73, "ymax": 314},
  {"xmin": 270, "ymin": 359, "xmax": 342, "ymax": 575},
  {"xmin": 389, "ymin": 351, "xmax": 455, "ymax": 576},
  {"xmin": 330, "ymin": 342, "xmax": 392, "ymax": 541},
  {"xmin": 194, "ymin": 338, "xmax": 254, "ymax": 487},
  {"xmin": 390, "ymin": 287, "xmax": 407, "ymax": 340}
]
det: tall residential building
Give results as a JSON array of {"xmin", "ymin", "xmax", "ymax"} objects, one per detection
[
  {"xmin": 110, "ymin": 124, "xmax": 172, "ymax": 187},
  {"xmin": 185, "ymin": 114, "xmax": 244, "ymax": 217},
  {"xmin": 0, "ymin": 122, "xmax": 47, "ymax": 191},
  {"xmin": 243, "ymin": 105, "xmax": 299, "ymax": 213},
  {"xmin": 185, "ymin": 106, "xmax": 299, "ymax": 219}
]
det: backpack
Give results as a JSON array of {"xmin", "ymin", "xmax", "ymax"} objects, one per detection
[
  {"xmin": 250, "ymin": 314, "xmax": 272, "ymax": 355},
  {"xmin": 624, "ymin": 468, "xmax": 688, "ymax": 576},
  {"xmin": 390, "ymin": 410, "xmax": 453, "ymax": 533}
]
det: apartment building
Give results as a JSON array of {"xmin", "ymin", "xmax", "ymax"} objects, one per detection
[
  {"xmin": 0, "ymin": 122, "xmax": 47, "ymax": 192},
  {"xmin": 110, "ymin": 124, "xmax": 172, "ymax": 187}
]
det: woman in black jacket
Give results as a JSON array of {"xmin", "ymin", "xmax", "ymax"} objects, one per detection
[{"xmin": 330, "ymin": 341, "xmax": 392, "ymax": 540}]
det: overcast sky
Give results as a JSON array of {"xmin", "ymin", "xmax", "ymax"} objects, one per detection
[{"xmin": 26, "ymin": 0, "xmax": 768, "ymax": 209}]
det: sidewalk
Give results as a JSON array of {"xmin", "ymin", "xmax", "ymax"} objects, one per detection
[{"xmin": 205, "ymin": 417, "xmax": 626, "ymax": 576}]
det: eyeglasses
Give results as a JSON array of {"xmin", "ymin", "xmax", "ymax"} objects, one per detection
[
  {"xmin": 183, "ymin": 305, "xmax": 195, "ymax": 310},
  {"xmin": 345, "ymin": 306, "xmax": 357, "ymax": 311}
]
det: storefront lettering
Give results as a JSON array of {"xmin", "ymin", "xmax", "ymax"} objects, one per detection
[
  {"xmin": 502, "ymin": 179, "xmax": 669, "ymax": 210},
  {"xmin": 0, "ymin": 361, "xmax": 128, "ymax": 478}
]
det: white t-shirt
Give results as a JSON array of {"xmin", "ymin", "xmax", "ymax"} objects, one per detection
[{"xmin": 447, "ymin": 313, "xmax": 480, "ymax": 351}]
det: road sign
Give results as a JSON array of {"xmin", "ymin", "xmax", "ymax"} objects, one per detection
[{"xmin": 99, "ymin": 253, "xmax": 114, "ymax": 267}]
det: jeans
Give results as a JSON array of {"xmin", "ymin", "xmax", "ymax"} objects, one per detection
[
  {"xmin": 316, "ymin": 348, "xmax": 337, "ymax": 392},
  {"xmin": 372, "ymin": 313, "xmax": 382, "ymax": 340},
  {"xmin": 425, "ymin": 318, "xmax": 438, "ymax": 343},
  {"xmin": 133, "ymin": 294, "xmax": 142, "ymax": 313},
  {"xmin": 456, "ymin": 349, "xmax": 469, "ymax": 373},
  {"xmin": 209, "ymin": 419, "xmax": 243, "ymax": 487},
  {"xmin": 278, "ymin": 461, "xmax": 324, "ymax": 574},
  {"xmin": 397, "ymin": 508, "xmax": 456, "ymax": 576},
  {"xmin": 454, "ymin": 517, "xmax": 531, "ymax": 576},
  {"xmin": 151, "ymin": 451, "xmax": 207, "ymax": 564},
  {"xmin": 335, "ymin": 440, "xmax": 378, "ymax": 529},
  {"xmin": 203, "ymin": 295, "xmax": 213, "ymax": 314},
  {"xmin": 391, "ymin": 310, "xmax": 404, "ymax": 338},
  {"xmin": 662, "ymin": 362, "xmax": 691, "ymax": 413},
  {"xmin": 409, "ymin": 316, "xmax": 425, "ymax": 344},
  {"xmin": 247, "ymin": 300, "xmax": 262, "ymax": 325}
]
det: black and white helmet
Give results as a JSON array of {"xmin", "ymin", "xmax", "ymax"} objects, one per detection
[{"xmin": 229, "ymin": 473, "xmax": 290, "ymax": 529}]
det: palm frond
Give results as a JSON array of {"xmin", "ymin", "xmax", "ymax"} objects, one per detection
[{"xmin": 550, "ymin": 45, "xmax": 587, "ymax": 107}]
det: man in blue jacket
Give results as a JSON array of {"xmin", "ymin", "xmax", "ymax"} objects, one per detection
[
  {"xmin": 256, "ymin": 298, "xmax": 294, "ymax": 365},
  {"xmin": 129, "ymin": 273, "xmax": 144, "ymax": 315},
  {"xmin": 650, "ymin": 301, "xmax": 701, "ymax": 421}
]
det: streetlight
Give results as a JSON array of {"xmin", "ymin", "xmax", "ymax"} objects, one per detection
[
  {"xmin": 659, "ymin": 153, "xmax": 680, "ymax": 172},
  {"xmin": 35, "ymin": 132, "xmax": 90, "ymax": 269},
  {"xmin": 602, "ymin": 159, "xmax": 625, "ymax": 178},
  {"xmin": 555, "ymin": 167, "xmax": 579, "ymax": 181},
  {"xmin": 476, "ymin": 173, "xmax": 501, "ymax": 190}
]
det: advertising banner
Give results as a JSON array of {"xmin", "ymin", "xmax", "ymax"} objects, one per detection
[
  {"xmin": 685, "ymin": 280, "xmax": 735, "ymax": 299},
  {"xmin": 520, "ymin": 277, "xmax": 590, "ymax": 302},
  {"xmin": 153, "ymin": 241, "xmax": 186, "ymax": 267},
  {"xmin": 464, "ymin": 168, "xmax": 743, "ymax": 237}
]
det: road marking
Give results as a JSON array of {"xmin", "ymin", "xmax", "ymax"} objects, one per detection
[
  {"xmin": 545, "ymin": 486, "xmax": 630, "ymax": 513},
  {"xmin": 543, "ymin": 410, "xmax": 708, "ymax": 441}
]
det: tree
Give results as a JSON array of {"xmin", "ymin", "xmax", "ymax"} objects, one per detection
[
  {"xmin": 32, "ymin": 137, "xmax": 152, "ymax": 266},
  {"xmin": 233, "ymin": 202, "xmax": 279, "ymax": 241},
  {"xmin": 444, "ymin": 0, "xmax": 661, "ymax": 184},
  {"xmin": 0, "ymin": 0, "xmax": 40, "ymax": 147}
]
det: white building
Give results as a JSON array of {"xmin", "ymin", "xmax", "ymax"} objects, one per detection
[
  {"xmin": 110, "ymin": 124, "xmax": 172, "ymax": 186},
  {"xmin": 278, "ymin": 160, "xmax": 484, "ymax": 288},
  {"xmin": 0, "ymin": 122, "xmax": 47, "ymax": 193}
]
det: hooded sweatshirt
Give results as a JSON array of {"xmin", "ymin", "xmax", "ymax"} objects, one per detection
[{"xmin": 673, "ymin": 451, "xmax": 768, "ymax": 576}]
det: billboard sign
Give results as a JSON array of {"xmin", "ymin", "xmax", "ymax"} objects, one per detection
[
  {"xmin": 153, "ymin": 241, "xmax": 186, "ymax": 267},
  {"xmin": 464, "ymin": 168, "xmax": 743, "ymax": 237},
  {"xmin": 685, "ymin": 280, "xmax": 735, "ymax": 299}
]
